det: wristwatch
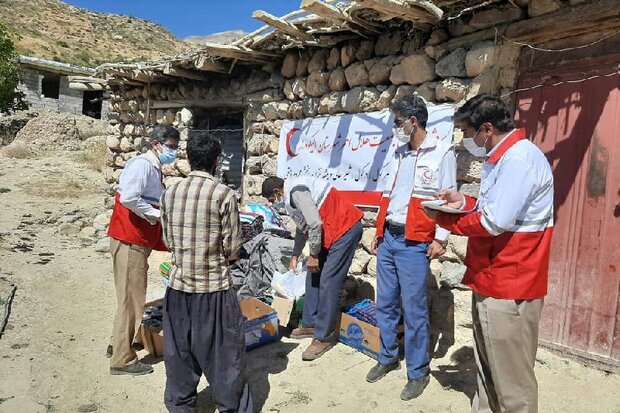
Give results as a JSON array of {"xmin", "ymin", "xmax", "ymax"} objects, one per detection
[{"xmin": 434, "ymin": 238, "xmax": 449, "ymax": 248}]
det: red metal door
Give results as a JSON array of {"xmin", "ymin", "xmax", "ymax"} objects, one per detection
[{"xmin": 515, "ymin": 57, "xmax": 620, "ymax": 367}]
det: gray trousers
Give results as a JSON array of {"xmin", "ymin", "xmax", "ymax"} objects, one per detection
[
  {"xmin": 471, "ymin": 292, "xmax": 543, "ymax": 413},
  {"xmin": 163, "ymin": 288, "xmax": 254, "ymax": 413},
  {"xmin": 302, "ymin": 221, "xmax": 363, "ymax": 340}
]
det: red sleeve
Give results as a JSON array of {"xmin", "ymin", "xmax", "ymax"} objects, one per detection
[{"xmin": 435, "ymin": 196, "xmax": 494, "ymax": 238}]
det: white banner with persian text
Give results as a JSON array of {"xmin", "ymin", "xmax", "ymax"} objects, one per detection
[{"xmin": 277, "ymin": 105, "xmax": 455, "ymax": 198}]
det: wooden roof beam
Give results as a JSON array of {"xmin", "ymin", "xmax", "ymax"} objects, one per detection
[
  {"xmin": 355, "ymin": 0, "xmax": 442, "ymax": 23},
  {"xmin": 252, "ymin": 10, "xmax": 315, "ymax": 41},
  {"xmin": 163, "ymin": 65, "xmax": 213, "ymax": 81},
  {"xmin": 199, "ymin": 42, "xmax": 276, "ymax": 63},
  {"xmin": 192, "ymin": 56, "xmax": 230, "ymax": 74},
  {"xmin": 301, "ymin": 0, "xmax": 381, "ymax": 34}
]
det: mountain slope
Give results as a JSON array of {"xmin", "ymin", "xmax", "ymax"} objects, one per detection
[
  {"xmin": 0, "ymin": 0, "xmax": 191, "ymax": 67},
  {"xmin": 184, "ymin": 30, "xmax": 248, "ymax": 46}
]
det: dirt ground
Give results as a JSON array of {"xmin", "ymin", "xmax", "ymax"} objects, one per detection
[{"xmin": 0, "ymin": 152, "xmax": 618, "ymax": 413}]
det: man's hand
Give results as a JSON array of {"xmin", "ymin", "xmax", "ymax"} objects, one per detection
[
  {"xmin": 436, "ymin": 189, "xmax": 465, "ymax": 209},
  {"xmin": 289, "ymin": 256, "xmax": 299, "ymax": 273},
  {"xmin": 427, "ymin": 240, "xmax": 447, "ymax": 260},
  {"xmin": 371, "ymin": 235, "xmax": 381, "ymax": 255},
  {"xmin": 307, "ymin": 255, "xmax": 320, "ymax": 273}
]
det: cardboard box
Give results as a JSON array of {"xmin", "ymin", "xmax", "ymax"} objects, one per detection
[
  {"xmin": 339, "ymin": 311, "xmax": 404, "ymax": 360},
  {"xmin": 137, "ymin": 298, "xmax": 164, "ymax": 357},
  {"xmin": 138, "ymin": 297, "xmax": 281, "ymax": 357},
  {"xmin": 239, "ymin": 297, "xmax": 280, "ymax": 350}
]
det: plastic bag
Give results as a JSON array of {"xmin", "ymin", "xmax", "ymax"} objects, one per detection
[{"xmin": 271, "ymin": 262, "xmax": 306, "ymax": 300}]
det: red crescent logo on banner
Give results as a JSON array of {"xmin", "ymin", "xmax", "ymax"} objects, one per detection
[{"xmin": 286, "ymin": 128, "xmax": 300, "ymax": 158}]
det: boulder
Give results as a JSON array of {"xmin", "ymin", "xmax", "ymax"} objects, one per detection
[
  {"xmin": 291, "ymin": 78, "xmax": 307, "ymax": 99},
  {"xmin": 361, "ymin": 228, "xmax": 377, "ymax": 253},
  {"xmin": 106, "ymin": 136, "xmax": 121, "ymax": 151},
  {"xmin": 368, "ymin": 56, "xmax": 396, "ymax": 85},
  {"xmin": 466, "ymin": 42, "xmax": 500, "ymax": 77},
  {"xmin": 328, "ymin": 68, "xmax": 348, "ymax": 91},
  {"xmin": 345, "ymin": 62, "xmax": 370, "ymax": 88},
  {"xmin": 435, "ymin": 48, "xmax": 467, "ymax": 78},
  {"xmin": 306, "ymin": 71, "xmax": 331, "ymax": 97},
  {"xmin": 350, "ymin": 248, "xmax": 372, "ymax": 275},
  {"xmin": 341, "ymin": 41, "xmax": 358, "ymax": 67},
  {"xmin": 441, "ymin": 262, "xmax": 467, "ymax": 288},
  {"xmin": 308, "ymin": 49, "xmax": 330, "ymax": 73},
  {"xmin": 327, "ymin": 47, "xmax": 341, "ymax": 70},
  {"xmin": 435, "ymin": 78, "xmax": 470, "ymax": 102},
  {"xmin": 296, "ymin": 51, "xmax": 311, "ymax": 77},
  {"xmin": 390, "ymin": 54, "xmax": 436, "ymax": 85}
]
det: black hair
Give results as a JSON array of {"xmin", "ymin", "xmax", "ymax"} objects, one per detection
[
  {"xmin": 149, "ymin": 125, "xmax": 180, "ymax": 144},
  {"xmin": 186, "ymin": 131, "xmax": 221, "ymax": 172},
  {"xmin": 454, "ymin": 94, "xmax": 515, "ymax": 132},
  {"xmin": 390, "ymin": 95, "xmax": 428, "ymax": 128},
  {"xmin": 261, "ymin": 176, "xmax": 284, "ymax": 198}
]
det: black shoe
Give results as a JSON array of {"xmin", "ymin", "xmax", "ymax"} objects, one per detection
[
  {"xmin": 110, "ymin": 361, "xmax": 154, "ymax": 376},
  {"xmin": 105, "ymin": 345, "xmax": 113, "ymax": 358},
  {"xmin": 400, "ymin": 375, "xmax": 430, "ymax": 401},
  {"xmin": 366, "ymin": 361, "xmax": 401, "ymax": 383}
]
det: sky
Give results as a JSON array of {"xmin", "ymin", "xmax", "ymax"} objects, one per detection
[{"xmin": 62, "ymin": 0, "xmax": 301, "ymax": 39}]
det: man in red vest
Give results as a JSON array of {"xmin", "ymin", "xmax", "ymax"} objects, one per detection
[
  {"xmin": 430, "ymin": 95, "xmax": 554, "ymax": 412},
  {"xmin": 106, "ymin": 125, "xmax": 180, "ymax": 375},
  {"xmin": 367, "ymin": 95, "xmax": 456, "ymax": 401},
  {"xmin": 262, "ymin": 176, "xmax": 363, "ymax": 360}
]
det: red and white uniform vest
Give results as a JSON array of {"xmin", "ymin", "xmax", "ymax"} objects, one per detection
[
  {"xmin": 437, "ymin": 129, "xmax": 554, "ymax": 300},
  {"xmin": 285, "ymin": 177, "xmax": 363, "ymax": 250},
  {"xmin": 108, "ymin": 154, "xmax": 168, "ymax": 251},
  {"xmin": 376, "ymin": 136, "xmax": 456, "ymax": 242}
]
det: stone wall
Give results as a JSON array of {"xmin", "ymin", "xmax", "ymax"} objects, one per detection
[
  {"xmin": 101, "ymin": 5, "xmax": 541, "ymax": 281},
  {"xmin": 18, "ymin": 68, "xmax": 84, "ymax": 115},
  {"xmin": 241, "ymin": 23, "xmax": 523, "ymax": 282}
]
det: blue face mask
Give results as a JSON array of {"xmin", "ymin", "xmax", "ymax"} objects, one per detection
[
  {"xmin": 158, "ymin": 146, "xmax": 177, "ymax": 164},
  {"xmin": 273, "ymin": 199, "xmax": 285, "ymax": 210}
]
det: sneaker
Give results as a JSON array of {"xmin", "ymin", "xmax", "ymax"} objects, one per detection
[
  {"xmin": 290, "ymin": 326, "xmax": 315, "ymax": 340},
  {"xmin": 365, "ymin": 361, "xmax": 401, "ymax": 383},
  {"xmin": 400, "ymin": 375, "xmax": 430, "ymax": 401},
  {"xmin": 301, "ymin": 338, "xmax": 335, "ymax": 361},
  {"xmin": 105, "ymin": 345, "xmax": 113, "ymax": 359},
  {"xmin": 110, "ymin": 361, "xmax": 154, "ymax": 376}
]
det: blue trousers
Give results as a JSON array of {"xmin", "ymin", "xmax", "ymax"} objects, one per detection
[
  {"xmin": 302, "ymin": 222, "xmax": 363, "ymax": 341},
  {"xmin": 376, "ymin": 227, "xmax": 430, "ymax": 380}
]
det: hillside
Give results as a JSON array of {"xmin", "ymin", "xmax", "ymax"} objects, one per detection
[
  {"xmin": 185, "ymin": 30, "xmax": 248, "ymax": 46},
  {"xmin": 0, "ymin": 0, "xmax": 191, "ymax": 67}
]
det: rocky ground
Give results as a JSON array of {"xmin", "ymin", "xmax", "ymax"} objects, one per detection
[{"xmin": 0, "ymin": 150, "xmax": 618, "ymax": 413}]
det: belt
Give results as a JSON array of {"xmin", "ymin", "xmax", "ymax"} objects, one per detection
[{"xmin": 386, "ymin": 221, "xmax": 405, "ymax": 235}]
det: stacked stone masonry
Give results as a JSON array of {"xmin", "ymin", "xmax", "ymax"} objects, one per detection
[{"xmin": 102, "ymin": 4, "xmax": 544, "ymax": 281}]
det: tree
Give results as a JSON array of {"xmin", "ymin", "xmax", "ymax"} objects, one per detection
[{"xmin": 0, "ymin": 23, "xmax": 27, "ymax": 114}]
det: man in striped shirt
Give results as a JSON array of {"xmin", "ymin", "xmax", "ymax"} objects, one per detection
[{"xmin": 160, "ymin": 131, "xmax": 253, "ymax": 413}]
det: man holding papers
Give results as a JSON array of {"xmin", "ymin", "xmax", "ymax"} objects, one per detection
[
  {"xmin": 428, "ymin": 94, "xmax": 554, "ymax": 413},
  {"xmin": 368, "ymin": 95, "xmax": 456, "ymax": 401}
]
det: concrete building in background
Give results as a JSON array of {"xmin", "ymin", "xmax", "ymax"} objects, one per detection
[{"xmin": 17, "ymin": 55, "xmax": 108, "ymax": 120}]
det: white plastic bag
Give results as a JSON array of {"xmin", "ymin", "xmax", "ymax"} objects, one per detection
[{"xmin": 271, "ymin": 262, "xmax": 306, "ymax": 300}]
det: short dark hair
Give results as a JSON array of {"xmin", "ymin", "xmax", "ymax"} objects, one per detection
[
  {"xmin": 261, "ymin": 176, "xmax": 284, "ymax": 198},
  {"xmin": 186, "ymin": 131, "xmax": 221, "ymax": 172},
  {"xmin": 454, "ymin": 94, "xmax": 515, "ymax": 132},
  {"xmin": 390, "ymin": 95, "xmax": 428, "ymax": 128},
  {"xmin": 150, "ymin": 125, "xmax": 180, "ymax": 144}
]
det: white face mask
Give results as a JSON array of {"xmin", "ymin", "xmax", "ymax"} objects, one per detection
[
  {"xmin": 463, "ymin": 127, "xmax": 489, "ymax": 158},
  {"xmin": 393, "ymin": 127, "xmax": 409, "ymax": 143}
]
